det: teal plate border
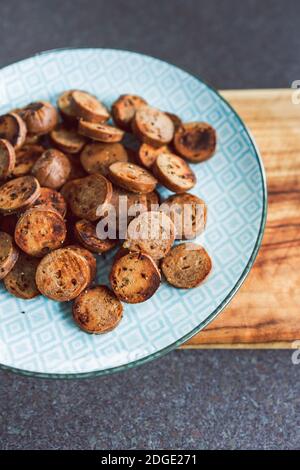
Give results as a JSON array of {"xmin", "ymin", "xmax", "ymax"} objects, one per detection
[{"xmin": 0, "ymin": 48, "xmax": 267, "ymax": 379}]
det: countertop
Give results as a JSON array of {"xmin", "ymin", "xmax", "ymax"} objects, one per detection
[{"xmin": 0, "ymin": 0, "xmax": 299, "ymax": 450}]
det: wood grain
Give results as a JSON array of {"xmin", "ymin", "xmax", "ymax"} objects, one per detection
[{"xmin": 182, "ymin": 89, "xmax": 300, "ymax": 348}]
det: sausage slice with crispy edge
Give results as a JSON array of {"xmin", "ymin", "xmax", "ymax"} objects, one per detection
[
  {"xmin": 50, "ymin": 124, "xmax": 86, "ymax": 154},
  {"xmin": 71, "ymin": 90, "xmax": 110, "ymax": 123},
  {"xmin": 0, "ymin": 176, "xmax": 40, "ymax": 214},
  {"xmin": 0, "ymin": 113, "xmax": 27, "ymax": 149},
  {"xmin": 13, "ymin": 144, "xmax": 44, "ymax": 177},
  {"xmin": 0, "ymin": 232, "xmax": 19, "ymax": 279},
  {"xmin": 74, "ymin": 219, "xmax": 118, "ymax": 254},
  {"xmin": 132, "ymin": 106, "xmax": 174, "ymax": 147},
  {"xmin": 108, "ymin": 162, "xmax": 157, "ymax": 194},
  {"xmin": 33, "ymin": 187, "xmax": 67, "ymax": 218},
  {"xmin": 78, "ymin": 120, "xmax": 124, "ymax": 143},
  {"xmin": 174, "ymin": 122, "xmax": 217, "ymax": 162},
  {"xmin": 112, "ymin": 94, "xmax": 147, "ymax": 131},
  {"xmin": 15, "ymin": 206, "xmax": 67, "ymax": 257},
  {"xmin": 110, "ymin": 251, "xmax": 161, "ymax": 303},
  {"xmin": 4, "ymin": 253, "xmax": 40, "ymax": 299},
  {"xmin": 20, "ymin": 101, "xmax": 58, "ymax": 135},
  {"xmin": 0, "ymin": 139, "xmax": 16, "ymax": 180},
  {"xmin": 57, "ymin": 90, "xmax": 78, "ymax": 125},
  {"xmin": 31, "ymin": 148, "xmax": 71, "ymax": 189},
  {"xmin": 152, "ymin": 152, "xmax": 196, "ymax": 193},
  {"xmin": 80, "ymin": 142, "xmax": 128, "ymax": 176},
  {"xmin": 161, "ymin": 243, "xmax": 212, "ymax": 288},
  {"xmin": 73, "ymin": 285, "xmax": 123, "ymax": 334},
  {"xmin": 136, "ymin": 143, "xmax": 169, "ymax": 169}
]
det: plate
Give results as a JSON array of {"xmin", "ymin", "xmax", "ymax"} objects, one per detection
[{"xmin": 0, "ymin": 48, "xmax": 267, "ymax": 378}]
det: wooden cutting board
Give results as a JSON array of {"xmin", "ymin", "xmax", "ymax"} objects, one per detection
[{"xmin": 182, "ymin": 89, "xmax": 300, "ymax": 349}]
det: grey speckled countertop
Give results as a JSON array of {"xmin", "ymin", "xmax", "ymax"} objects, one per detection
[{"xmin": 0, "ymin": 0, "xmax": 300, "ymax": 450}]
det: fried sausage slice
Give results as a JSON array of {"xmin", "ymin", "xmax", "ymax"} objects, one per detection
[
  {"xmin": 35, "ymin": 247, "xmax": 91, "ymax": 301},
  {"xmin": 73, "ymin": 285, "xmax": 123, "ymax": 334},
  {"xmin": 132, "ymin": 106, "xmax": 174, "ymax": 147},
  {"xmin": 15, "ymin": 206, "xmax": 67, "ymax": 257},
  {"xmin": 57, "ymin": 90, "xmax": 78, "ymax": 125},
  {"xmin": 68, "ymin": 174, "xmax": 112, "ymax": 221},
  {"xmin": 80, "ymin": 142, "xmax": 128, "ymax": 176},
  {"xmin": 71, "ymin": 90, "xmax": 110, "ymax": 123},
  {"xmin": 31, "ymin": 148, "xmax": 71, "ymax": 189},
  {"xmin": 152, "ymin": 153, "xmax": 196, "ymax": 193},
  {"xmin": 124, "ymin": 211, "xmax": 175, "ymax": 261},
  {"xmin": 174, "ymin": 122, "xmax": 217, "ymax": 162},
  {"xmin": 112, "ymin": 94, "xmax": 147, "ymax": 131},
  {"xmin": 0, "ymin": 176, "xmax": 40, "ymax": 214},
  {"xmin": 4, "ymin": 253, "xmax": 40, "ymax": 299},
  {"xmin": 50, "ymin": 125, "xmax": 86, "ymax": 154},
  {"xmin": 162, "ymin": 193, "xmax": 207, "ymax": 239},
  {"xmin": 108, "ymin": 162, "xmax": 157, "ymax": 194},
  {"xmin": 0, "ymin": 113, "xmax": 27, "ymax": 149},
  {"xmin": 136, "ymin": 143, "xmax": 169, "ymax": 169},
  {"xmin": 161, "ymin": 243, "xmax": 212, "ymax": 288},
  {"xmin": 21, "ymin": 101, "xmax": 58, "ymax": 135},
  {"xmin": 66, "ymin": 245, "xmax": 97, "ymax": 283},
  {"xmin": 13, "ymin": 144, "xmax": 44, "ymax": 177},
  {"xmin": 110, "ymin": 251, "xmax": 161, "ymax": 303},
  {"xmin": 78, "ymin": 120, "xmax": 124, "ymax": 143},
  {"xmin": 0, "ymin": 139, "xmax": 15, "ymax": 180},
  {"xmin": 74, "ymin": 219, "xmax": 118, "ymax": 254},
  {"xmin": 33, "ymin": 187, "xmax": 67, "ymax": 218},
  {"xmin": 0, "ymin": 232, "xmax": 19, "ymax": 279}
]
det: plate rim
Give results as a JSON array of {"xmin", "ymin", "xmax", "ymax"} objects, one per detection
[{"xmin": 0, "ymin": 47, "xmax": 268, "ymax": 379}]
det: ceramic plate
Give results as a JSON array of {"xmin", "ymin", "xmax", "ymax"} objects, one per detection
[{"xmin": 0, "ymin": 48, "xmax": 267, "ymax": 378}]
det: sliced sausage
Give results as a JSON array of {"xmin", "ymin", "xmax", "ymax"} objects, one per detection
[
  {"xmin": 110, "ymin": 251, "xmax": 161, "ymax": 303},
  {"xmin": 0, "ymin": 176, "xmax": 40, "ymax": 214},
  {"xmin": 33, "ymin": 187, "xmax": 67, "ymax": 218},
  {"xmin": 35, "ymin": 247, "xmax": 91, "ymax": 301},
  {"xmin": 4, "ymin": 253, "xmax": 40, "ymax": 299},
  {"xmin": 71, "ymin": 90, "xmax": 110, "ymax": 123},
  {"xmin": 132, "ymin": 106, "xmax": 174, "ymax": 147},
  {"xmin": 174, "ymin": 122, "xmax": 217, "ymax": 162},
  {"xmin": 73, "ymin": 285, "xmax": 123, "ymax": 334},
  {"xmin": 0, "ymin": 112, "xmax": 27, "ymax": 149},
  {"xmin": 57, "ymin": 90, "xmax": 78, "ymax": 125},
  {"xmin": 136, "ymin": 143, "xmax": 169, "ymax": 169},
  {"xmin": 66, "ymin": 245, "xmax": 97, "ymax": 283},
  {"xmin": 124, "ymin": 210, "xmax": 175, "ymax": 261},
  {"xmin": 21, "ymin": 101, "xmax": 58, "ymax": 135},
  {"xmin": 50, "ymin": 124, "xmax": 86, "ymax": 154},
  {"xmin": 112, "ymin": 94, "xmax": 147, "ymax": 131},
  {"xmin": 75, "ymin": 219, "xmax": 118, "ymax": 254},
  {"xmin": 108, "ymin": 162, "xmax": 157, "ymax": 194},
  {"xmin": 31, "ymin": 148, "xmax": 71, "ymax": 189},
  {"xmin": 80, "ymin": 142, "xmax": 128, "ymax": 176},
  {"xmin": 0, "ymin": 139, "xmax": 15, "ymax": 180},
  {"xmin": 68, "ymin": 174, "xmax": 112, "ymax": 221},
  {"xmin": 15, "ymin": 206, "xmax": 67, "ymax": 257},
  {"xmin": 161, "ymin": 243, "xmax": 212, "ymax": 288},
  {"xmin": 13, "ymin": 144, "xmax": 44, "ymax": 177},
  {"xmin": 0, "ymin": 231, "xmax": 19, "ymax": 279},
  {"xmin": 152, "ymin": 152, "xmax": 196, "ymax": 193},
  {"xmin": 78, "ymin": 120, "xmax": 124, "ymax": 143},
  {"xmin": 162, "ymin": 193, "xmax": 207, "ymax": 239}
]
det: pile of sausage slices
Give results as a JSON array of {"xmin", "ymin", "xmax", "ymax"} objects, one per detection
[{"xmin": 0, "ymin": 90, "xmax": 216, "ymax": 335}]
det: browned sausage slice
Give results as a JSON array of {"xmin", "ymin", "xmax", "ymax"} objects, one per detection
[
  {"xmin": 0, "ymin": 113, "xmax": 27, "ymax": 149},
  {"xmin": 68, "ymin": 174, "xmax": 112, "ymax": 221},
  {"xmin": 57, "ymin": 90, "xmax": 78, "ymax": 124},
  {"xmin": 15, "ymin": 206, "xmax": 67, "ymax": 257},
  {"xmin": 162, "ymin": 193, "xmax": 207, "ymax": 239},
  {"xmin": 161, "ymin": 243, "xmax": 212, "ymax": 288},
  {"xmin": 13, "ymin": 144, "xmax": 44, "ymax": 177},
  {"xmin": 21, "ymin": 101, "xmax": 58, "ymax": 135},
  {"xmin": 110, "ymin": 251, "xmax": 161, "ymax": 303},
  {"xmin": 0, "ymin": 139, "xmax": 15, "ymax": 180},
  {"xmin": 4, "ymin": 253, "xmax": 40, "ymax": 299},
  {"xmin": 124, "ymin": 210, "xmax": 175, "ymax": 261},
  {"xmin": 50, "ymin": 125, "xmax": 86, "ymax": 154},
  {"xmin": 112, "ymin": 94, "xmax": 147, "ymax": 131},
  {"xmin": 132, "ymin": 106, "xmax": 174, "ymax": 147},
  {"xmin": 33, "ymin": 187, "xmax": 67, "ymax": 218},
  {"xmin": 136, "ymin": 143, "xmax": 169, "ymax": 169},
  {"xmin": 66, "ymin": 245, "xmax": 97, "ymax": 283},
  {"xmin": 80, "ymin": 142, "xmax": 128, "ymax": 176},
  {"xmin": 75, "ymin": 219, "xmax": 118, "ymax": 254},
  {"xmin": 35, "ymin": 247, "xmax": 91, "ymax": 301},
  {"xmin": 0, "ymin": 176, "xmax": 40, "ymax": 214},
  {"xmin": 174, "ymin": 122, "xmax": 217, "ymax": 162},
  {"xmin": 78, "ymin": 120, "xmax": 124, "ymax": 143},
  {"xmin": 0, "ymin": 231, "xmax": 19, "ymax": 279},
  {"xmin": 73, "ymin": 285, "xmax": 123, "ymax": 334},
  {"xmin": 31, "ymin": 148, "xmax": 71, "ymax": 189},
  {"xmin": 71, "ymin": 90, "xmax": 110, "ymax": 123},
  {"xmin": 152, "ymin": 153, "xmax": 196, "ymax": 193},
  {"xmin": 108, "ymin": 162, "xmax": 157, "ymax": 194}
]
